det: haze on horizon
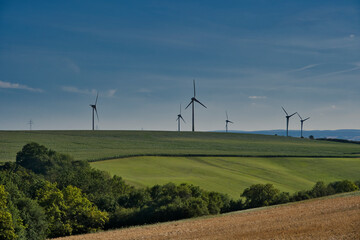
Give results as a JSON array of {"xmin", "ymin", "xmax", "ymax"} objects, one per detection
[{"xmin": 0, "ymin": 0, "xmax": 359, "ymax": 131}]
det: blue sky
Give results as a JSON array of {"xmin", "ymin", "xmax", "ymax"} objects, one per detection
[{"xmin": 0, "ymin": 0, "xmax": 359, "ymax": 131}]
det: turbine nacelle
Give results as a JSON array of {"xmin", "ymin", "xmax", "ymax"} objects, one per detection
[{"xmin": 186, "ymin": 80, "xmax": 206, "ymax": 132}]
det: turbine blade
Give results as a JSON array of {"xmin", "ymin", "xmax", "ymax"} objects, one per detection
[
  {"xmin": 281, "ymin": 106, "xmax": 288, "ymax": 116},
  {"xmin": 95, "ymin": 92, "xmax": 98, "ymax": 105},
  {"xmin": 228, "ymin": 121, "xmax": 234, "ymax": 124},
  {"xmin": 95, "ymin": 108, "xmax": 99, "ymax": 121},
  {"xmin": 185, "ymin": 100, "xmax": 193, "ymax": 109},
  {"xmin": 180, "ymin": 104, "xmax": 182, "ymax": 114},
  {"xmin": 194, "ymin": 98, "xmax": 207, "ymax": 108},
  {"xmin": 289, "ymin": 112, "xmax": 297, "ymax": 118},
  {"xmin": 180, "ymin": 115, "xmax": 186, "ymax": 123},
  {"xmin": 226, "ymin": 111, "xmax": 228, "ymax": 120},
  {"xmin": 304, "ymin": 117, "xmax": 310, "ymax": 121},
  {"xmin": 193, "ymin": 79, "xmax": 196, "ymax": 97},
  {"xmin": 297, "ymin": 112, "xmax": 303, "ymax": 120}
]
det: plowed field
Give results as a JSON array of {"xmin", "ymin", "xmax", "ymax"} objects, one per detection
[{"xmin": 54, "ymin": 193, "xmax": 360, "ymax": 240}]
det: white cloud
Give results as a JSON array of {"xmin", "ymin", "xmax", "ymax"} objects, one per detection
[
  {"xmin": 0, "ymin": 80, "xmax": 43, "ymax": 92},
  {"xmin": 349, "ymin": 34, "xmax": 355, "ymax": 39},
  {"xmin": 62, "ymin": 86, "xmax": 97, "ymax": 95},
  {"xmin": 287, "ymin": 64, "xmax": 319, "ymax": 73},
  {"xmin": 62, "ymin": 86, "xmax": 117, "ymax": 98},
  {"xmin": 248, "ymin": 96, "xmax": 267, "ymax": 99},
  {"xmin": 107, "ymin": 89, "xmax": 117, "ymax": 97}
]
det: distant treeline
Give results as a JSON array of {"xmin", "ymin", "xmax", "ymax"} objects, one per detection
[
  {"xmin": 317, "ymin": 138, "xmax": 360, "ymax": 145},
  {"xmin": 0, "ymin": 142, "xmax": 359, "ymax": 240}
]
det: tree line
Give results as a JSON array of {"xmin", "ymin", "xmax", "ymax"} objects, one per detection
[{"xmin": 0, "ymin": 142, "xmax": 359, "ymax": 239}]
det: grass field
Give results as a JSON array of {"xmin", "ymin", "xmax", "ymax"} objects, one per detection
[
  {"xmin": 1, "ymin": 130, "xmax": 360, "ymax": 162},
  {"xmin": 53, "ymin": 192, "xmax": 360, "ymax": 240},
  {"xmin": 91, "ymin": 156, "xmax": 360, "ymax": 198},
  {"xmin": 2, "ymin": 130, "xmax": 359, "ymax": 198}
]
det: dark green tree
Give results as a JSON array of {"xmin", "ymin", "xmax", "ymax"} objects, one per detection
[{"xmin": 241, "ymin": 184, "xmax": 280, "ymax": 208}]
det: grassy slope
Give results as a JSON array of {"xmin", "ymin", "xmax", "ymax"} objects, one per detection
[
  {"xmin": 2, "ymin": 130, "xmax": 359, "ymax": 198},
  {"xmin": 91, "ymin": 156, "xmax": 360, "ymax": 198},
  {"xmin": 1, "ymin": 130, "xmax": 360, "ymax": 162}
]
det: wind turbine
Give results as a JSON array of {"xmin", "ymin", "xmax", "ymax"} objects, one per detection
[
  {"xmin": 185, "ymin": 80, "xmax": 207, "ymax": 132},
  {"xmin": 282, "ymin": 107, "xmax": 297, "ymax": 137},
  {"xmin": 90, "ymin": 93, "xmax": 99, "ymax": 131},
  {"xmin": 225, "ymin": 111, "xmax": 233, "ymax": 133},
  {"xmin": 176, "ymin": 104, "xmax": 186, "ymax": 132},
  {"xmin": 297, "ymin": 113, "xmax": 310, "ymax": 138},
  {"xmin": 28, "ymin": 120, "xmax": 33, "ymax": 131}
]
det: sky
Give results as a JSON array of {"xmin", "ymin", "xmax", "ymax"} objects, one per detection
[{"xmin": 0, "ymin": 0, "xmax": 359, "ymax": 131}]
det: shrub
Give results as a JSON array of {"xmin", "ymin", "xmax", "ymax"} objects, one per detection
[
  {"xmin": 241, "ymin": 184, "xmax": 280, "ymax": 208},
  {"xmin": 309, "ymin": 181, "xmax": 333, "ymax": 198},
  {"xmin": 328, "ymin": 180, "xmax": 359, "ymax": 193},
  {"xmin": 355, "ymin": 180, "xmax": 360, "ymax": 188},
  {"xmin": 291, "ymin": 190, "xmax": 311, "ymax": 201}
]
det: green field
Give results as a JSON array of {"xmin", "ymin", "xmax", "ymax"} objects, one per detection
[
  {"xmin": 1, "ymin": 130, "xmax": 360, "ymax": 198},
  {"xmin": 91, "ymin": 156, "xmax": 360, "ymax": 198},
  {"xmin": 1, "ymin": 130, "xmax": 360, "ymax": 162}
]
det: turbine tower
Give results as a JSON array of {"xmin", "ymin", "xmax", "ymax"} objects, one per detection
[
  {"xmin": 225, "ymin": 111, "xmax": 233, "ymax": 133},
  {"xmin": 28, "ymin": 120, "xmax": 33, "ymax": 131},
  {"xmin": 297, "ymin": 113, "xmax": 310, "ymax": 138},
  {"xmin": 185, "ymin": 80, "xmax": 207, "ymax": 132},
  {"xmin": 282, "ymin": 107, "xmax": 297, "ymax": 137},
  {"xmin": 90, "ymin": 93, "xmax": 99, "ymax": 131},
  {"xmin": 176, "ymin": 104, "xmax": 186, "ymax": 132}
]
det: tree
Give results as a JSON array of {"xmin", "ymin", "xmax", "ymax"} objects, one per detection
[
  {"xmin": 309, "ymin": 181, "xmax": 332, "ymax": 198},
  {"xmin": 16, "ymin": 142, "xmax": 52, "ymax": 174},
  {"xmin": 328, "ymin": 180, "xmax": 359, "ymax": 193},
  {"xmin": 36, "ymin": 182, "xmax": 72, "ymax": 238},
  {"xmin": 62, "ymin": 185, "xmax": 108, "ymax": 234},
  {"xmin": 241, "ymin": 184, "xmax": 280, "ymax": 208},
  {"xmin": 0, "ymin": 185, "xmax": 17, "ymax": 240}
]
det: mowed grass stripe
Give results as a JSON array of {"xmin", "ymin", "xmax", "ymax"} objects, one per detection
[
  {"xmin": 1, "ymin": 130, "xmax": 360, "ymax": 162},
  {"xmin": 90, "ymin": 156, "xmax": 360, "ymax": 198}
]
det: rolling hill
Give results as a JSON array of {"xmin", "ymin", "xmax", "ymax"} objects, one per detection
[
  {"xmin": 1, "ymin": 130, "xmax": 360, "ymax": 162},
  {"xmin": 1, "ymin": 130, "xmax": 359, "ymax": 198}
]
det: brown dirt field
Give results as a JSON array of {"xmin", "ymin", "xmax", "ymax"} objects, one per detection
[{"xmin": 54, "ymin": 194, "xmax": 360, "ymax": 240}]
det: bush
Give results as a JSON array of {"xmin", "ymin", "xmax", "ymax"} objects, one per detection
[
  {"xmin": 309, "ymin": 181, "xmax": 333, "ymax": 198},
  {"xmin": 274, "ymin": 192, "xmax": 290, "ymax": 204},
  {"xmin": 328, "ymin": 180, "xmax": 359, "ymax": 193},
  {"xmin": 241, "ymin": 184, "xmax": 280, "ymax": 208},
  {"xmin": 291, "ymin": 190, "xmax": 311, "ymax": 201}
]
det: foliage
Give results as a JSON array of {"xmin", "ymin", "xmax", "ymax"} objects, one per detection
[
  {"xmin": 291, "ymin": 190, "xmax": 311, "ymax": 201},
  {"xmin": 36, "ymin": 182, "xmax": 72, "ymax": 237},
  {"xmin": 62, "ymin": 185, "xmax": 109, "ymax": 234},
  {"xmin": 0, "ymin": 185, "xmax": 17, "ymax": 240},
  {"xmin": 36, "ymin": 182, "xmax": 108, "ymax": 238},
  {"xmin": 309, "ymin": 181, "xmax": 333, "ymax": 198},
  {"xmin": 16, "ymin": 197, "xmax": 48, "ymax": 240},
  {"xmin": 328, "ymin": 180, "xmax": 359, "ymax": 193},
  {"xmin": 16, "ymin": 142, "xmax": 73, "ymax": 176},
  {"xmin": 241, "ymin": 184, "xmax": 280, "ymax": 208}
]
